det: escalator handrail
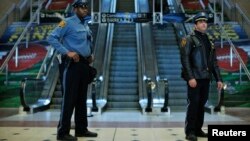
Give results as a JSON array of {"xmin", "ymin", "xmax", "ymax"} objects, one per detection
[
  {"xmin": 135, "ymin": 0, "xmax": 145, "ymax": 100},
  {"xmin": 20, "ymin": 78, "xmax": 49, "ymax": 111},
  {"xmin": 86, "ymin": 0, "xmax": 112, "ymax": 100},
  {"xmin": 100, "ymin": 0, "xmax": 116, "ymax": 100},
  {"xmin": 101, "ymin": 23, "xmax": 114, "ymax": 99},
  {"xmin": 20, "ymin": 78, "xmax": 44, "ymax": 111},
  {"xmin": 36, "ymin": 46, "xmax": 55, "ymax": 79},
  {"xmin": 136, "ymin": 23, "xmax": 145, "ymax": 100},
  {"xmin": 138, "ymin": 0, "xmax": 160, "ymax": 94}
]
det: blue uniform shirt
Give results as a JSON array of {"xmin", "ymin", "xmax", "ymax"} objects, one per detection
[{"xmin": 47, "ymin": 15, "xmax": 92, "ymax": 57}]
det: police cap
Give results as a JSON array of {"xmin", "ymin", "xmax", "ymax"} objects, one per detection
[
  {"xmin": 72, "ymin": 0, "xmax": 88, "ymax": 8},
  {"xmin": 193, "ymin": 12, "xmax": 208, "ymax": 23}
]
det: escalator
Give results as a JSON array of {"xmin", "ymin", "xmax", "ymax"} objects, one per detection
[
  {"xmin": 153, "ymin": 23, "xmax": 187, "ymax": 111},
  {"xmin": 105, "ymin": 0, "xmax": 140, "ymax": 109},
  {"xmin": 20, "ymin": 0, "xmax": 110, "ymax": 112},
  {"xmin": 107, "ymin": 24, "xmax": 139, "ymax": 109}
]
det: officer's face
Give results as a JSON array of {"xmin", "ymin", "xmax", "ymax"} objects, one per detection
[
  {"xmin": 75, "ymin": 6, "xmax": 88, "ymax": 18},
  {"xmin": 195, "ymin": 20, "xmax": 207, "ymax": 33}
]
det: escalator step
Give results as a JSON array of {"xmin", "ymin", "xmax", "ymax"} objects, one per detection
[
  {"xmin": 108, "ymin": 95, "xmax": 138, "ymax": 102},
  {"xmin": 110, "ymin": 71, "xmax": 137, "ymax": 77},
  {"xmin": 109, "ymin": 76, "xmax": 137, "ymax": 82},
  {"xmin": 111, "ymin": 56, "xmax": 136, "ymax": 61},
  {"xmin": 112, "ymin": 51, "xmax": 137, "ymax": 56},
  {"xmin": 109, "ymin": 82, "xmax": 138, "ymax": 88},
  {"xmin": 110, "ymin": 65, "xmax": 137, "ymax": 72},
  {"xmin": 157, "ymin": 59, "xmax": 181, "ymax": 64},
  {"xmin": 108, "ymin": 89, "xmax": 138, "ymax": 95},
  {"xmin": 111, "ymin": 61, "xmax": 137, "ymax": 66},
  {"xmin": 113, "ymin": 47, "xmax": 136, "ymax": 52},
  {"xmin": 157, "ymin": 45, "xmax": 179, "ymax": 49},
  {"xmin": 158, "ymin": 64, "xmax": 182, "ymax": 69},
  {"xmin": 107, "ymin": 102, "xmax": 140, "ymax": 109},
  {"xmin": 157, "ymin": 53, "xmax": 180, "ymax": 60},
  {"xmin": 169, "ymin": 99, "xmax": 187, "ymax": 106}
]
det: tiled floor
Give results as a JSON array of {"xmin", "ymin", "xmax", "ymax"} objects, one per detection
[
  {"xmin": 0, "ymin": 127, "xmax": 210, "ymax": 141},
  {"xmin": 0, "ymin": 108, "xmax": 249, "ymax": 141}
]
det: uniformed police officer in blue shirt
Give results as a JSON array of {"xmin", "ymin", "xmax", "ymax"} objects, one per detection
[{"xmin": 47, "ymin": 0, "xmax": 97, "ymax": 140}]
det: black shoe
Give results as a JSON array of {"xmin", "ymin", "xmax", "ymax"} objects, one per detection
[
  {"xmin": 57, "ymin": 134, "xmax": 77, "ymax": 141},
  {"xmin": 185, "ymin": 134, "xmax": 197, "ymax": 141},
  {"xmin": 196, "ymin": 130, "xmax": 208, "ymax": 137},
  {"xmin": 75, "ymin": 130, "xmax": 98, "ymax": 137}
]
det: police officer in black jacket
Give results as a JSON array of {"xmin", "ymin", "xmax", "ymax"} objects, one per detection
[{"xmin": 180, "ymin": 12, "xmax": 223, "ymax": 141}]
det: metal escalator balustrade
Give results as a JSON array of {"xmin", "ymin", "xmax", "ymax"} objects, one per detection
[
  {"xmin": 107, "ymin": 24, "xmax": 139, "ymax": 109},
  {"xmin": 20, "ymin": 48, "xmax": 59, "ymax": 113},
  {"xmin": 136, "ymin": 0, "xmax": 171, "ymax": 113}
]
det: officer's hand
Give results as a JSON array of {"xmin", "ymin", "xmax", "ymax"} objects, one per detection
[
  {"xmin": 67, "ymin": 52, "xmax": 79, "ymax": 62},
  {"xmin": 188, "ymin": 79, "xmax": 197, "ymax": 88},
  {"xmin": 217, "ymin": 81, "xmax": 223, "ymax": 91},
  {"xmin": 87, "ymin": 55, "xmax": 94, "ymax": 64}
]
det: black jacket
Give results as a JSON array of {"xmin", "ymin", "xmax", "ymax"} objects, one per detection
[{"xmin": 180, "ymin": 30, "xmax": 222, "ymax": 82}]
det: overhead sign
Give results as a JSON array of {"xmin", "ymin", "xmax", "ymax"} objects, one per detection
[
  {"xmin": 101, "ymin": 13, "xmax": 151, "ymax": 23},
  {"xmin": 101, "ymin": 13, "xmax": 187, "ymax": 23}
]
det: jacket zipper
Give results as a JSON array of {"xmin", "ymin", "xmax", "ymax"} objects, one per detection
[{"xmin": 196, "ymin": 36, "xmax": 209, "ymax": 71}]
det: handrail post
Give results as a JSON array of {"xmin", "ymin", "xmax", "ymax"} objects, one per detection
[
  {"xmin": 5, "ymin": 65, "xmax": 9, "ymax": 86},
  {"xmin": 15, "ymin": 47, "xmax": 18, "ymax": 67},
  {"xmin": 213, "ymin": 0, "xmax": 216, "ymax": 24},
  {"xmin": 37, "ymin": 0, "xmax": 40, "ymax": 24},
  {"xmin": 145, "ymin": 78, "xmax": 153, "ymax": 112},
  {"xmin": 26, "ymin": 31, "xmax": 29, "ymax": 48},
  {"xmin": 30, "ymin": 0, "xmax": 33, "ymax": 20},
  {"xmin": 239, "ymin": 63, "xmax": 242, "ymax": 84},
  {"xmin": 214, "ymin": 84, "xmax": 226, "ymax": 113},
  {"xmin": 20, "ymin": 78, "xmax": 30, "ymax": 111},
  {"xmin": 91, "ymin": 78, "xmax": 98, "ymax": 112},
  {"xmin": 161, "ymin": 78, "xmax": 169, "ymax": 112}
]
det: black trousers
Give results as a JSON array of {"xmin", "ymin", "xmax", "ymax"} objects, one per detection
[
  {"xmin": 185, "ymin": 79, "xmax": 210, "ymax": 135},
  {"xmin": 57, "ymin": 57, "xmax": 91, "ymax": 136}
]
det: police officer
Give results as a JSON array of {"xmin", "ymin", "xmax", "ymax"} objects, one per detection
[
  {"xmin": 180, "ymin": 12, "xmax": 223, "ymax": 141},
  {"xmin": 47, "ymin": 0, "xmax": 97, "ymax": 140}
]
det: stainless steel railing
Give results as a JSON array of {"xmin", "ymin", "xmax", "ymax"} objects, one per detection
[
  {"xmin": 209, "ymin": 1, "xmax": 250, "ymax": 81},
  {"xmin": 0, "ymin": 0, "xmax": 46, "ymax": 74}
]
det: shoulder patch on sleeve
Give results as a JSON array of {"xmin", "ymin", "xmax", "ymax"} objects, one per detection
[
  {"xmin": 180, "ymin": 37, "xmax": 187, "ymax": 47},
  {"xmin": 58, "ymin": 21, "xmax": 66, "ymax": 28}
]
